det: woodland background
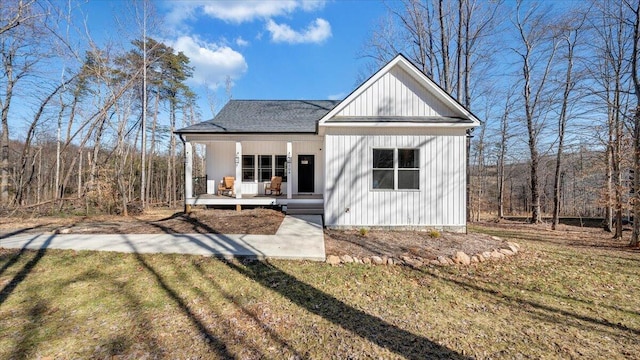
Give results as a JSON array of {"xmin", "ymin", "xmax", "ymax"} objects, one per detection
[{"xmin": 2, "ymin": 0, "xmax": 640, "ymax": 244}]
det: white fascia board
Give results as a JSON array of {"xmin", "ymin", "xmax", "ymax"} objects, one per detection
[
  {"xmin": 320, "ymin": 122, "xmax": 477, "ymax": 128},
  {"xmin": 317, "ymin": 55, "xmax": 404, "ymax": 126},
  {"xmin": 318, "ymin": 54, "xmax": 481, "ymax": 127},
  {"xmin": 395, "ymin": 61, "xmax": 481, "ymax": 126}
]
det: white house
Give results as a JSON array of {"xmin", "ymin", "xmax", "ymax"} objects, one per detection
[{"xmin": 175, "ymin": 54, "xmax": 480, "ymax": 232}]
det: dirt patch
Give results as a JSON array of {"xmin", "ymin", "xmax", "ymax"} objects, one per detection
[
  {"xmin": 0, "ymin": 208, "xmax": 285, "ymax": 236},
  {"xmin": 324, "ymin": 228, "xmax": 506, "ymax": 260}
]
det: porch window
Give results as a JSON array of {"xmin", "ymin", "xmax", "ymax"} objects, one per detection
[
  {"xmin": 372, "ymin": 148, "xmax": 420, "ymax": 190},
  {"xmin": 259, "ymin": 155, "xmax": 272, "ymax": 182},
  {"xmin": 275, "ymin": 155, "xmax": 287, "ymax": 182},
  {"xmin": 242, "ymin": 155, "xmax": 255, "ymax": 181}
]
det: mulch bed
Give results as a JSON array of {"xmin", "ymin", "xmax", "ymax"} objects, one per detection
[{"xmin": 323, "ymin": 228, "xmax": 506, "ymax": 260}]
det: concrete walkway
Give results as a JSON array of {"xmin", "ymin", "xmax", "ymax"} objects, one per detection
[{"xmin": 0, "ymin": 215, "xmax": 325, "ymax": 261}]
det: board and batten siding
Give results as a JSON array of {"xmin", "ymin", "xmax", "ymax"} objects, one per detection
[
  {"xmin": 335, "ymin": 66, "xmax": 457, "ymax": 118},
  {"xmin": 324, "ymin": 131, "xmax": 467, "ymax": 230}
]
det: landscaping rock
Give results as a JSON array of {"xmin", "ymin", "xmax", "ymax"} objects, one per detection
[
  {"xmin": 340, "ymin": 255, "xmax": 354, "ymax": 263},
  {"xmin": 476, "ymin": 254, "xmax": 485, "ymax": 262},
  {"xmin": 482, "ymin": 251, "xmax": 492, "ymax": 260},
  {"xmin": 353, "ymin": 256, "xmax": 361, "ymax": 264},
  {"xmin": 471, "ymin": 255, "xmax": 479, "ymax": 263},
  {"xmin": 507, "ymin": 241, "xmax": 520, "ymax": 250},
  {"xmin": 362, "ymin": 257, "xmax": 372, "ymax": 264},
  {"xmin": 406, "ymin": 259, "xmax": 423, "ymax": 267},
  {"xmin": 491, "ymin": 236, "xmax": 503, "ymax": 241},
  {"xmin": 453, "ymin": 251, "xmax": 471, "ymax": 265},
  {"xmin": 507, "ymin": 243, "xmax": 519, "ymax": 253},
  {"xmin": 430, "ymin": 260, "xmax": 441, "ymax": 265},
  {"xmin": 387, "ymin": 258, "xmax": 395, "ymax": 265},
  {"xmin": 371, "ymin": 256, "xmax": 384, "ymax": 265},
  {"xmin": 437, "ymin": 256, "xmax": 450, "ymax": 265},
  {"xmin": 326, "ymin": 255, "xmax": 341, "ymax": 265},
  {"xmin": 491, "ymin": 250, "xmax": 505, "ymax": 259},
  {"xmin": 499, "ymin": 248, "xmax": 514, "ymax": 256}
]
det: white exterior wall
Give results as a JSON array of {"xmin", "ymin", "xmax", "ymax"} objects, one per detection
[
  {"xmin": 206, "ymin": 142, "xmax": 235, "ymax": 192},
  {"xmin": 336, "ymin": 66, "xmax": 457, "ymax": 118},
  {"xmin": 205, "ymin": 139, "xmax": 324, "ymax": 195},
  {"xmin": 324, "ymin": 128, "xmax": 467, "ymax": 229}
]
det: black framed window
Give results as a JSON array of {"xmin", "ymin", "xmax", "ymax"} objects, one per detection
[
  {"xmin": 398, "ymin": 149, "xmax": 419, "ymax": 189},
  {"xmin": 275, "ymin": 155, "xmax": 287, "ymax": 182},
  {"xmin": 372, "ymin": 148, "xmax": 420, "ymax": 190},
  {"xmin": 372, "ymin": 149, "xmax": 394, "ymax": 189},
  {"xmin": 242, "ymin": 155, "xmax": 255, "ymax": 181},
  {"xmin": 258, "ymin": 155, "xmax": 272, "ymax": 182}
]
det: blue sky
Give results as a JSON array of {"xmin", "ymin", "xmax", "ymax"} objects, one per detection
[{"xmin": 84, "ymin": 0, "xmax": 389, "ymax": 120}]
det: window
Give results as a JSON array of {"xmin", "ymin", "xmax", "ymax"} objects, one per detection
[
  {"xmin": 372, "ymin": 149, "xmax": 394, "ymax": 189},
  {"xmin": 242, "ymin": 155, "xmax": 255, "ymax": 181},
  {"xmin": 275, "ymin": 155, "xmax": 288, "ymax": 182},
  {"xmin": 372, "ymin": 148, "xmax": 420, "ymax": 190},
  {"xmin": 398, "ymin": 149, "xmax": 419, "ymax": 189},
  {"xmin": 259, "ymin": 155, "xmax": 272, "ymax": 182}
]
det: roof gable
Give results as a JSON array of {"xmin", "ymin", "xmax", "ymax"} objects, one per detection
[{"xmin": 319, "ymin": 54, "xmax": 481, "ymax": 127}]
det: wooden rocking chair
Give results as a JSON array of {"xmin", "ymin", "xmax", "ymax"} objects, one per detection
[
  {"xmin": 265, "ymin": 176, "xmax": 282, "ymax": 196},
  {"xmin": 217, "ymin": 176, "xmax": 235, "ymax": 196}
]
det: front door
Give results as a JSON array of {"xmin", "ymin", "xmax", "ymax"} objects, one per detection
[{"xmin": 298, "ymin": 155, "xmax": 314, "ymax": 193}]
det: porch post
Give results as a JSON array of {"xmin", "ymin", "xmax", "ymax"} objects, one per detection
[
  {"xmin": 184, "ymin": 141, "xmax": 193, "ymax": 213},
  {"xmin": 287, "ymin": 142, "xmax": 292, "ymax": 199},
  {"xmin": 235, "ymin": 142, "xmax": 242, "ymax": 199}
]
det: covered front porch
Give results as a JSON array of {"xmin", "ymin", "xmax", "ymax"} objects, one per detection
[{"xmin": 182, "ymin": 135, "xmax": 325, "ymax": 211}]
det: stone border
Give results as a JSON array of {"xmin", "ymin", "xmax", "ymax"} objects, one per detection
[{"xmin": 325, "ymin": 236, "xmax": 520, "ymax": 267}]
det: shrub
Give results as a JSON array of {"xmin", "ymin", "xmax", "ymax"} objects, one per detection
[
  {"xmin": 428, "ymin": 229, "xmax": 441, "ymax": 238},
  {"xmin": 359, "ymin": 227, "xmax": 369, "ymax": 237}
]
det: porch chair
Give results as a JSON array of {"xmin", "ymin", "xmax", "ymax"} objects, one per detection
[
  {"xmin": 265, "ymin": 176, "xmax": 282, "ymax": 196},
  {"xmin": 217, "ymin": 176, "xmax": 235, "ymax": 196}
]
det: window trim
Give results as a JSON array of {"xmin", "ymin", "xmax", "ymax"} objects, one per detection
[
  {"xmin": 241, "ymin": 154, "xmax": 289, "ymax": 183},
  {"xmin": 371, "ymin": 147, "xmax": 420, "ymax": 191}
]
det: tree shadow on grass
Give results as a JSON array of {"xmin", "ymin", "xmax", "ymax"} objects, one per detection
[
  {"xmin": 138, "ymin": 214, "xmax": 467, "ymax": 358},
  {"xmin": 219, "ymin": 258, "xmax": 470, "ymax": 359},
  {"xmin": 0, "ymin": 234, "xmax": 54, "ymax": 306},
  {"xmin": 191, "ymin": 261, "xmax": 304, "ymax": 359},
  {"xmin": 417, "ymin": 267, "xmax": 640, "ymax": 340},
  {"xmin": 125, "ymin": 243, "xmax": 239, "ymax": 359}
]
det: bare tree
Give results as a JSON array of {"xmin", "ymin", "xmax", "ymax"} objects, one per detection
[
  {"xmin": 551, "ymin": 10, "xmax": 588, "ymax": 230},
  {"xmin": 512, "ymin": 0, "xmax": 559, "ymax": 223}
]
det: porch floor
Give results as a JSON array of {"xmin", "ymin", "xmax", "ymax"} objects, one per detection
[{"xmin": 187, "ymin": 193, "xmax": 323, "ymax": 206}]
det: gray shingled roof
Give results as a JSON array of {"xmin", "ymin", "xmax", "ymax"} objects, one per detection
[{"xmin": 176, "ymin": 100, "xmax": 341, "ymax": 134}]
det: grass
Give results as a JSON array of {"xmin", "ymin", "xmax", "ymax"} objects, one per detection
[{"xmin": 0, "ymin": 224, "xmax": 639, "ymax": 359}]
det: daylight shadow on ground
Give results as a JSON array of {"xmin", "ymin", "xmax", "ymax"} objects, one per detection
[
  {"xmin": 129, "ymin": 248, "xmax": 236, "ymax": 358},
  {"xmin": 146, "ymin": 212, "xmax": 222, "ymax": 234},
  {"xmin": 222, "ymin": 259, "xmax": 470, "ymax": 359},
  {"xmin": 0, "ymin": 234, "xmax": 53, "ymax": 305},
  {"xmin": 419, "ymin": 267, "xmax": 640, "ymax": 339}
]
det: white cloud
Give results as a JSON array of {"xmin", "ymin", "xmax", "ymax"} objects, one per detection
[
  {"xmin": 170, "ymin": 36, "xmax": 248, "ymax": 89},
  {"xmin": 235, "ymin": 37, "xmax": 249, "ymax": 47},
  {"xmin": 167, "ymin": 1, "xmax": 327, "ymax": 24},
  {"xmin": 266, "ymin": 18, "xmax": 331, "ymax": 44},
  {"xmin": 328, "ymin": 92, "xmax": 346, "ymax": 100}
]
